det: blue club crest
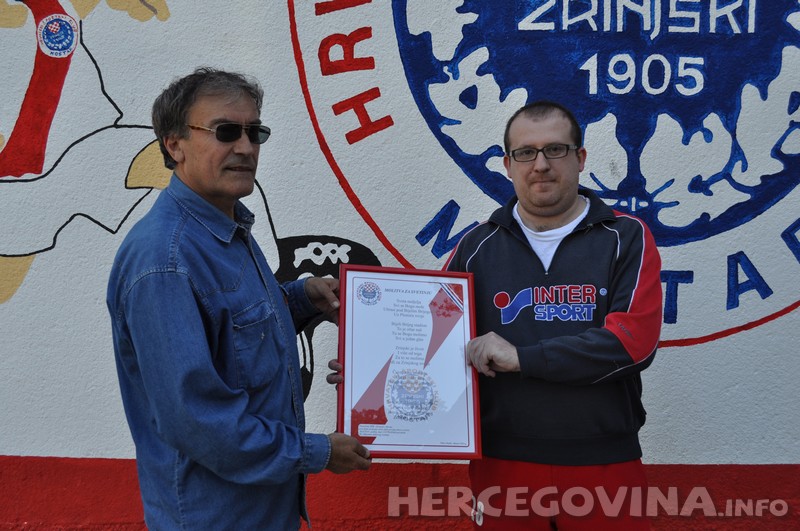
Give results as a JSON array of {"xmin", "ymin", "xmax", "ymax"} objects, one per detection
[
  {"xmin": 393, "ymin": 0, "xmax": 800, "ymax": 247},
  {"xmin": 37, "ymin": 14, "xmax": 78, "ymax": 58}
]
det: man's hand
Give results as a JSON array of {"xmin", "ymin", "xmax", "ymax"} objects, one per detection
[
  {"xmin": 326, "ymin": 433, "xmax": 371, "ymax": 473},
  {"xmin": 467, "ymin": 332, "xmax": 520, "ymax": 377},
  {"xmin": 305, "ymin": 277, "xmax": 340, "ymax": 323},
  {"xmin": 326, "ymin": 359, "xmax": 344, "ymax": 385}
]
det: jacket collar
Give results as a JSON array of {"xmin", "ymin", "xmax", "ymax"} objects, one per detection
[
  {"xmin": 165, "ymin": 174, "xmax": 255, "ymax": 244},
  {"xmin": 490, "ymin": 188, "xmax": 616, "ymax": 235}
]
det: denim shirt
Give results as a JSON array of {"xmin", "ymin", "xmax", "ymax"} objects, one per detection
[{"xmin": 107, "ymin": 175, "xmax": 331, "ymax": 530}]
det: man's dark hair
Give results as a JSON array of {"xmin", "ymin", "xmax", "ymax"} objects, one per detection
[
  {"xmin": 503, "ymin": 100, "xmax": 583, "ymax": 154},
  {"xmin": 152, "ymin": 67, "xmax": 264, "ymax": 169}
]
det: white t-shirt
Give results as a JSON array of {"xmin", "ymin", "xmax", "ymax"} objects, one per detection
[{"xmin": 512, "ymin": 197, "xmax": 590, "ymax": 271}]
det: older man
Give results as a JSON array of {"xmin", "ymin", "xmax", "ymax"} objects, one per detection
[{"xmin": 107, "ymin": 68, "xmax": 370, "ymax": 530}]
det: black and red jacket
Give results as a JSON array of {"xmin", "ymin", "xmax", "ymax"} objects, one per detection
[{"xmin": 446, "ymin": 189, "xmax": 662, "ymax": 465}]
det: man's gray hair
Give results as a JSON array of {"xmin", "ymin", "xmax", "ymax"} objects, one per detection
[{"xmin": 152, "ymin": 67, "xmax": 264, "ymax": 169}]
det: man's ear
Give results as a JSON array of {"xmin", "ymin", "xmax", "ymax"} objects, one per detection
[
  {"xmin": 576, "ymin": 146, "xmax": 587, "ymax": 172},
  {"xmin": 164, "ymin": 135, "xmax": 185, "ymax": 165}
]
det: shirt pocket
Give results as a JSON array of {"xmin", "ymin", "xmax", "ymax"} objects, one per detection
[{"xmin": 231, "ymin": 300, "xmax": 284, "ymax": 390}]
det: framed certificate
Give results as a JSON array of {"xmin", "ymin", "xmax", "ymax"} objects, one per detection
[{"xmin": 337, "ymin": 264, "xmax": 480, "ymax": 459}]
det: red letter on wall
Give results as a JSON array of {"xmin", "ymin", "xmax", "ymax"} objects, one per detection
[
  {"xmin": 315, "ymin": 0, "xmax": 371, "ymax": 16},
  {"xmin": 319, "ymin": 27, "xmax": 375, "ymax": 75},
  {"xmin": 332, "ymin": 88, "xmax": 394, "ymax": 144}
]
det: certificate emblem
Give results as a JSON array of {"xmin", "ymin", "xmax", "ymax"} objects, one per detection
[
  {"xmin": 385, "ymin": 368, "xmax": 439, "ymax": 422},
  {"xmin": 356, "ymin": 281, "xmax": 381, "ymax": 305}
]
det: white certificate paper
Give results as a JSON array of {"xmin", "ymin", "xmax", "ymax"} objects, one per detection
[{"xmin": 337, "ymin": 264, "xmax": 480, "ymax": 459}]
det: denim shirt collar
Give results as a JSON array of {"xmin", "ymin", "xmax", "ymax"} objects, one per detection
[{"xmin": 165, "ymin": 174, "xmax": 255, "ymax": 242}]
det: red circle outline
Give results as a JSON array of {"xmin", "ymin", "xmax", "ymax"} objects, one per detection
[{"xmin": 288, "ymin": 0, "xmax": 412, "ymax": 268}]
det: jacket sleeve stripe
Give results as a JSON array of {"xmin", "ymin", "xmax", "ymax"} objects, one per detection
[{"xmin": 603, "ymin": 214, "xmax": 663, "ymax": 364}]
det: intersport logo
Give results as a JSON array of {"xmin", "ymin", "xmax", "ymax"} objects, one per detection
[{"xmin": 494, "ymin": 285, "xmax": 598, "ymax": 325}]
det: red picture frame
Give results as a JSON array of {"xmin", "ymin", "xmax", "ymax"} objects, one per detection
[{"xmin": 337, "ymin": 264, "xmax": 480, "ymax": 459}]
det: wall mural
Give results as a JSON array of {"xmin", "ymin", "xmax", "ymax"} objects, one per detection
[
  {"xmin": 0, "ymin": 0, "xmax": 171, "ymax": 302},
  {"xmin": 290, "ymin": 0, "xmax": 800, "ymax": 346},
  {"xmin": 0, "ymin": 0, "xmax": 800, "ymax": 470},
  {"xmin": 0, "ymin": 0, "xmax": 383, "ymax": 400}
]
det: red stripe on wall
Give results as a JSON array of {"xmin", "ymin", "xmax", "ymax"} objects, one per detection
[
  {"xmin": 1, "ymin": 457, "xmax": 798, "ymax": 529},
  {"xmin": 0, "ymin": 456, "xmax": 143, "ymax": 530}
]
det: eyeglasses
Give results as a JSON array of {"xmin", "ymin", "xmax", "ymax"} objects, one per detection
[
  {"xmin": 186, "ymin": 123, "xmax": 271, "ymax": 144},
  {"xmin": 509, "ymin": 144, "xmax": 578, "ymax": 162}
]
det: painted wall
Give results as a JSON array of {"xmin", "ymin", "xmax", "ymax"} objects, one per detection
[{"xmin": 2, "ymin": 0, "xmax": 799, "ymax": 528}]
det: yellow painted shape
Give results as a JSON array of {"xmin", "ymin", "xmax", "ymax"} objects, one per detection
[
  {"xmin": 105, "ymin": 0, "xmax": 170, "ymax": 22},
  {"xmin": 0, "ymin": 255, "xmax": 35, "ymax": 304},
  {"xmin": 127, "ymin": 140, "xmax": 171, "ymax": 190},
  {"xmin": 69, "ymin": 0, "xmax": 102, "ymax": 19},
  {"xmin": 0, "ymin": 0, "xmax": 28, "ymax": 28}
]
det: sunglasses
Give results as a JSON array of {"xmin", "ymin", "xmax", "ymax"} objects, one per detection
[{"xmin": 186, "ymin": 123, "xmax": 271, "ymax": 144}]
